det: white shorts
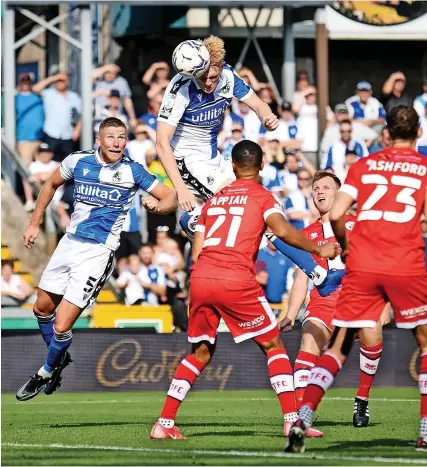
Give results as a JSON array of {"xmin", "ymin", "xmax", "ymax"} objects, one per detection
[
  {"xmin": 176, "ymin": 154, "xmax": 235, "ymax": 201},
  {"xmin": 39, "ymin": 233, "xmax": 115, "ymax": 309}
]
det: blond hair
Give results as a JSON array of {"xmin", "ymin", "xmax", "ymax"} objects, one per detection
[{"xmin": 201, "ymin": 35, "xmax": 225, "ymax": 68}]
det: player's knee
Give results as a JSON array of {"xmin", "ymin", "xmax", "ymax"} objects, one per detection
[
  {"xmin": 259, "ymin": 336, "xmax": 284, "ymax": 354},
  {"xmin": 53, "ymin": 322, "xmax": 73, "ymax": 334},
  {"xmin": 192, "ymin": 342, "xmax": 214, "ymax": 365},
  {"xmin": 414, "ymin": 324, "xmax": 427, "ymax": 353},
  {"xmin": 33, "ymin": 297, "xmax": 56, "ymax": 317}
]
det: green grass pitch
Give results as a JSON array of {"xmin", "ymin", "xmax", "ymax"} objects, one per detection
[{"xmin": 2, "ymin": 388, "xmax": 426, "ymax": 466}]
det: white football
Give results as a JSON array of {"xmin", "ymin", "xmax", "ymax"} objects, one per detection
[{"xmin": 172, "ymin": 40, "xmax": 210, "ymax": 78}]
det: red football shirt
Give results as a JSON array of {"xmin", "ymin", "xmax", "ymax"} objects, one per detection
[
  {"xmin": 191, "ymin": 179, "xmax": 284, "ymax": 282},
  {"xmin": 341, "ymin": 147, "xmax": 427, "ymax": 276},
  {"xmin": 301, "ymin": 215, "xmax": 356, "ymax": 301}
]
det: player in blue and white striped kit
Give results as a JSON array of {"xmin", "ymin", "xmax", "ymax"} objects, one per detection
[
  {"xmin": 156, "ymin": 36, "xmax": 344, "ymax": 299},
  {"xmin": 17, "ymin": 117, "xmax": 177, "ymax": 401}
]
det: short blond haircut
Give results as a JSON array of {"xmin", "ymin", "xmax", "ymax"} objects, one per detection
[{"xmin": 201, "ymin": 35, "xmax": 225, "ymax": 68}]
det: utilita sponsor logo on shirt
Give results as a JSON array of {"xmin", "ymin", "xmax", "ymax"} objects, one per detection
[
  {"xmin": 188, "ymin": 101, "xmax": 229, "ymax": 126},
  {"xmin": 75, "ymin": 182, "xmax": 127, "ymax": 205}
]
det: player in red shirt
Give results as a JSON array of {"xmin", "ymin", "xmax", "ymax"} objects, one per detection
[
  {"xmin": 151, "ymin": 140, "xmax": 338, "ymax": 440},
  {"xmin": 286, "ymin": 106, "xmax": 427, "ymax": 452},
  {"xmin": 280, "ymin": 171, "xmax": 389, "ymax": 435}
]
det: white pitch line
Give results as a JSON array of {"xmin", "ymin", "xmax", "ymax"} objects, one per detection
[
  {"xmin": 2, "ymin": 396, "xmax": 419, "ymax": 406},
  {"xmin": 2, "ymin": 442, "xmax": 426, "ymax": 465}
]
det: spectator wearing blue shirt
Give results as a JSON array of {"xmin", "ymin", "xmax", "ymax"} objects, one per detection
[
  {"xmin": 259, "ymin": 158, "xmax": 282, "ymax": 194},
  {"xmin": 15, "ymin": 73, "xmax": 45, "ymax": 211},
  {"xmin": 259, "ymin": 101, "xmax": 301, "ymax": 151},
  {"xmin": 256, "ymin": 242, "xmax": 294, "ymax": 304},
  {"xmin": 345, "ymin": 81, "xmax": 386, "ymax": 134},
  {"xmin": 414, "ymin": 81, "xmax": 427, "ymax": 119},
  {"xmin": 138, "ymin": 244, "xmax": 167, "ymax": 305},
  {"xmin": 32, "ymin": 72, "xmax": 82, "ymax": 162},
  {"xmin": 323, "ymin": 120, "xmax": 368, "ymax": 182},
  {"xmin": 222, "ymin": 122, "xmax": 244, "ymax": 160},
  {"xmin": 139, "ymin": 96, "xmax": 162, "ymax": 131},
  {"xmin": 15, "ymin": 73, "xmax": 44, "ymax": 166},
  {"xmin": 284, "ymin": 168, "xmax": 313, "ymax": 230},
  {"xmin": 416, "ymin": 102, "xmax": 427, "ymax": 157}
]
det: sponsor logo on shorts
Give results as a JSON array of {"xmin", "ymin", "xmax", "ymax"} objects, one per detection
[
  {"xmin": 400, "ymin": 305, "xmax": 427, "ymax": 318},
  {"xmin": 238, "ymin": 315, "xmax": 265, "ymax": 330},
  {"xmin": 302, "ymin": 310, "xmax": 310, "ymax": 320}
]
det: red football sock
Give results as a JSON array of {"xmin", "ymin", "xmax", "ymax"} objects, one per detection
[
  {"xmin": 419, "ymin": 352, "xmax": 427, "ymax": 433},
  {"xmin": 356, "ymin": 341, "xmax": 383, "ymax": 400},
  {"xmin": 303, "ymin": 352, "xmax": 342, "ymax": 412},
  {"xmin": 267, "ymin": 349, "xmax": 297, "ymax": 420},
  {"xmin": 160, "ymin": 355, "xmax": 206, "ymax": 420},
  {"xmin": 294, "ymin": 350, "xmax": 318, "ymax": 411}
]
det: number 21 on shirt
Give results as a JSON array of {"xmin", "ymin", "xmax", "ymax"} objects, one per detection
[{"xmin": 203, "ymin": 207, "xmax": 244, "ymax": 247}]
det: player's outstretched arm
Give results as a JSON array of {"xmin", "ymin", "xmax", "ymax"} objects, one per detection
[
  {"xmin": 279, "ymin": 268, "xmax": 309, "ymax": 332},
  {"xmin": 266, "ymin": 213, "xmax": 338, "ymax": 259},
  {"xmin": 156, "ymin": 122, "xmax": 196, "ymax": 212},
  {"xmin": 244, "ymin": 93, "xmax": 279, "ymax": 131},
  {"xmin": 23, "ymin": 167, "xmax": 65, "ymax": 249},
  {"xmin": 142, "ymin": 183, "xmax": 178, "ymax": 215}
]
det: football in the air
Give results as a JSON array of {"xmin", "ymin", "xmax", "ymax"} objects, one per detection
[{"xmin": 172, "ymin": 40, "xmax": 210, "ymax": 78}]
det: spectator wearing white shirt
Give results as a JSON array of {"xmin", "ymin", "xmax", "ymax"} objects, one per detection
[
  {"xmin": 1, "ymin": 260, "xmax": 34, "ymax": 306},
  {"xmin": 236, "ymin": 101, "xmax": 261, "ymax": 142},
  {"xmin": 284, "ymin": 168, "xmax": 314, "ymax": 231},
  {"xmin": 32, "ymin": 72, "xmax": 81, "ymax": 162},
  {"xmin": 414, "ymin": 81, "xmax": 427, "ymax": 119},
  {"xmin": 279, "ymin": 151, "xmax": 300, "ymax": 194},
  {"xmin": 116, "ymin": 255, "xmax": 146, "ymax": 305},
  {"xmin": 259, "ymin": 101, "xmax": 301, "ymax": 151},
  {"xmin": 345, "ymin": 81, "xmax": 386, "ymax": 134},
  {"xmin": 321, "ymin": 103, "xmax": 378, "ymax": 153},
  {"xmin": 92, "ymin": 63, "xmax": 137, "ymax": 129},
  {"xmin": 24, "ymin": 143, "xmax": 59, "ymax": 211},
  {"xmin": 294, "ymin": 86, "xmax": 334, "ymax": 166},
  {"xmin": 292, "ymin": 71, "xmax": 310, "ymax": 109},
  {"xmin": 126, "ymin": 122, "xmax": 156, "ymax": 168},
  {"xmin": 94, "ymin": 89, "xmax": 129, "ymax": 133},
  {"xmin": 323, "ymin": 120, "xmax": 368, "ymax": 182}
]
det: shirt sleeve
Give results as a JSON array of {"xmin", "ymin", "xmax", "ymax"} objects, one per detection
[
  {"xmin": 74, "ymin": 93, "xmax": 82, "ymax": 114},
  {"xmin": 263, "ymin": 193, "xmax": 285, "ymax": 222},
  {"xmin": 116, "ymin": 271, "xmax": 129, "ymax": 288},
  {"xmin": 378, "ymin": 103, "xmax": 386, "ymax": 120},
  {"xmin": 341, "ymin": 162, "xmax": 361, "ymax": 201},
  {"xmin": 324, "ymin": 147, "xmax": 334, "ymax": 169},
  {"xmin": 60, "ymin": 153, "xmax": 81, "ymax": 181},
  {"xmin": 130, "ymin": 162, "xmax": 159, "ymax": 192},
  {"xmin": 284, "ymin": 196, "xmax": 295, "ymax": 213},
  {"xmin": 195, "ymin": 204, "xmax": 208, "ymax": 233},
  {"xmin": 231, "ymin": 68, "xmax": 253, "ymax": 101},
  {"xmin": 157, "ymin": 76, "xmax": 190, "ymax": 127}
]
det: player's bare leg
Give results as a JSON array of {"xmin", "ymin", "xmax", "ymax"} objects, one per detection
[
  {"xmin": 354, "ymin": 318, "xmax": 384, "ymax": 428},
  {"xmin": 16, "ymin": 296, "xmax": 80, "ymax": 401},
  {"xmin": 256, "ymin": 335, "xmax": 298, "ymax": 437},
  {"xmin": 285, "ymin": 327, "xmax": 357, "ymax": 453},
  {"xmin": 414, "ymin": 324, "xmax": 427, "ymax": 451},
  {"xmin": 151, "ymin": 341, "xmax": 215, "ymax": 439}
]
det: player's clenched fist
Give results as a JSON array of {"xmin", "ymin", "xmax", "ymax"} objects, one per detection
[
  {"xmin": 143, "ymin": 196, "xmax": 160, "ymax": 214},
  {"xmin": 262, "ymin": 113, "xmax": 279, "ymax": 131},
  {"xmin": 23, "ymin": 224, "xmax": 40, "ymax": 249},
  {"xmin": 278, "ymin": 316, "xmax": 294, "ymax": 333},
  {"xmin": 317, "ymin": 243, "xmax": 339, "ymax": 259}
]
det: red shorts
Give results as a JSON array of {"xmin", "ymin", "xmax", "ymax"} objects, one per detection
[
  {"xmin": 188, "ymin": 277, "xmax": 279, "ymax": 344},
  {"xmin": 302, "ymin": 293, "xmax": 339, "ymax": 332},
  {"xmin": 334, "ymin": 271, "xmax": 427, "ymax": 329}
]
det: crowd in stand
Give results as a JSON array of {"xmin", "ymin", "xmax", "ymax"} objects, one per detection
[{"xmin": 11, "ymin": 61, "xmax": 427, "ymax": 316}]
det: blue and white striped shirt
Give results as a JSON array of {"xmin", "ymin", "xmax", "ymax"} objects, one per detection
[{"xmin": 60, "ymin": 149, "xmax": 158, "ymax": 250}]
